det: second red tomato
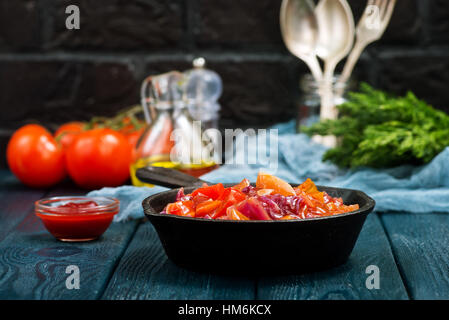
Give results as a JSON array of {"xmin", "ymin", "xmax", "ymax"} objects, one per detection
[
  {"xmin": 54, "ymin": 121, "xmax": 85, "ymax": 150},
  {"xmin": 65, "ymin": 128, "xmax": 132, "ymax": 189}
]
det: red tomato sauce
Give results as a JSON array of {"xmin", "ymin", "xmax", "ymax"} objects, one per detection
[{"xmin": 35, "ymin": 197, "xmax": 119, "ymax": 242}]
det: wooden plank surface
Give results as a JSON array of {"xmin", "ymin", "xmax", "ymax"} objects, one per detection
[
  {"xmin": 256, "ymin": 213, "xmax": 409, "ymax": 300},
  {"xmin": 0, "ymin": 184, "xmax": 139, "ymax": 299},
  {"xmin": 380, "ymin": 213, "xmax": 449, "ymax": 300},
  {"xmin": 0, "ymin": 171, "xmax": 48, "ymax": 242},
  {"xmin": 1, "ymin": 168, "xmax": 445, "ymax": 300},
  {"xmin": 101, "ymin": 221, "xmax": 256, "ymax": 300}
]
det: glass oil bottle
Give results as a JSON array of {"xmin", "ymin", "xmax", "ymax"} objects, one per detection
[{"xmin": 130, "ymin": 71, "xmax": 218, "ymax": 187}]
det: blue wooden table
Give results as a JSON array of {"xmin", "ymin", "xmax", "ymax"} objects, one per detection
[{"xmin": 0, "ymin": 169, "xmax": 448, "ymax": 300}]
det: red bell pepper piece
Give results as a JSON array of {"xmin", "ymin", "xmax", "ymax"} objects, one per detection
[
  {"xmin": 191, "ymin": 183, "xmax": 225, "ymax": 200},
  {"xmin": 192, "ymin": 193, "xmax": 211, "ymax": 206},
  {"xmin": 210, "ymin": 188, "xmax": 247, "ymax": 219},
  {"xmin": 195, "ymin": 200, "xmax": 222, "ymax": 217}
]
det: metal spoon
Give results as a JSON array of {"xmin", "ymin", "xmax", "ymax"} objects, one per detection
[
  {"xmin": 315, "ymin": 0, "xmax": 354, "ymax": 120},
  {"xmin": 280, "ymin": 0, "xmax": 323, "ymax": 82}
]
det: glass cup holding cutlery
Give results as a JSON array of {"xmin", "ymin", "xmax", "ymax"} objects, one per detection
[{"xmin": 296, "ymin": 74, "xmax": 354, "ymax": 132}]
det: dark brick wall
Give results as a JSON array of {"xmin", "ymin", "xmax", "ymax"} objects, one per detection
[{"xmin": 1, "ymin": 0, "xmax": 449, "ymax": 168}]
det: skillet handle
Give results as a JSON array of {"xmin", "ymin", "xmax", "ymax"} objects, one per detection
[{"xmin": 135, "ymin": 166, "xmax": 210, "ymax": 188}]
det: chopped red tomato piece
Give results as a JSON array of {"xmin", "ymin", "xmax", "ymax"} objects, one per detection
[
  {"xmin": 298, "ymin": 178, "xmax": 318, "ymax": 193},
  {"xmin": 165, "ymin": 200, "xmax": 195, "ymax": 217},
  {"xmin": 226, "ymin": 207, "xmax": 249, "ymax": 220},
  {"xmin": 257, "ymin": 189, "xmax": 274, "ymax": 196},
  {"xmin": 296, "ymin": 178, "xmax": 325, "ymax": 202},
  {"xmin": 256, "ymin": 172, "xmax": 295, "ymax": 196},
  {"xmin": 232, "ymin": 178, "xmax": 250, "ymax": 191}
]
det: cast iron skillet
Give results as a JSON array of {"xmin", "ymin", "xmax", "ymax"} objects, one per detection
[{"xmin": 138, "ymin": 167, "xmax": 375, "ymax": 274}]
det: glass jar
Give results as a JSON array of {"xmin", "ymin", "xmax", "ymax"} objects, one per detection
[{"xmin": 296, "ymin": 74, "xmax": 353, "ymax": 132}]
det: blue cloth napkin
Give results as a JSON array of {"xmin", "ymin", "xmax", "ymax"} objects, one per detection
[{"xmin": 89, "ymin": 121, "xmax": 449, "ymax": 221}]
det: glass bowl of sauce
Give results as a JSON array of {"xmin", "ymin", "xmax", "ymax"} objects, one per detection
[{"xmin": 35, "ymin": 196, "xmax": 119, "ymax": 242}]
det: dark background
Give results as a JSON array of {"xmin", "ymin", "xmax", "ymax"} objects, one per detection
[{"xmin": 1, "ymin": 0, "xmax": 448, "ymax": 168}]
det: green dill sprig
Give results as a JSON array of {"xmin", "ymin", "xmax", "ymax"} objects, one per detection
[{"xmin": 302, "ymin": 83, "xmax": 449, "ymax": 168}]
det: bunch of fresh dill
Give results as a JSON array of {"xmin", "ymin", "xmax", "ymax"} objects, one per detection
[{"xmin": 302, "ymin": 83, "xmax": 449, "ymax": 168}]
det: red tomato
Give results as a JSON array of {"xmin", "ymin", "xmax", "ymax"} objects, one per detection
[
  {"xmin": 125, "ymin": 127, "xmax": 144, "ymax": 163},
  {"xmin": 65, "ymin": 128, "xmax": 132, "ymax": 189},
  {"xmin": 125, "ymin": 127, "xmax": 144, "ymax": 149},
  {"xmin": 7, "ymin": 124, "xmax": 66, "ymax": 188},
  {"xmin": 54, "ymin": 122, "xmax": 85, "ymax": 150},
  {"xmin": 120, "ymin": 117, "xmax": 145, "ymax": 133}
]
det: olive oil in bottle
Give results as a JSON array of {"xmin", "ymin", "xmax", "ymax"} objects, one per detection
[{"xmin": 130, "ymin": 155, "xmax": 218, "ymax": 187}]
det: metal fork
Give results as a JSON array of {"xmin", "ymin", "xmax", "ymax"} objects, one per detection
[{"xmin": 338, "ymin": 0, "xmax": 396, "ymax": 85}]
